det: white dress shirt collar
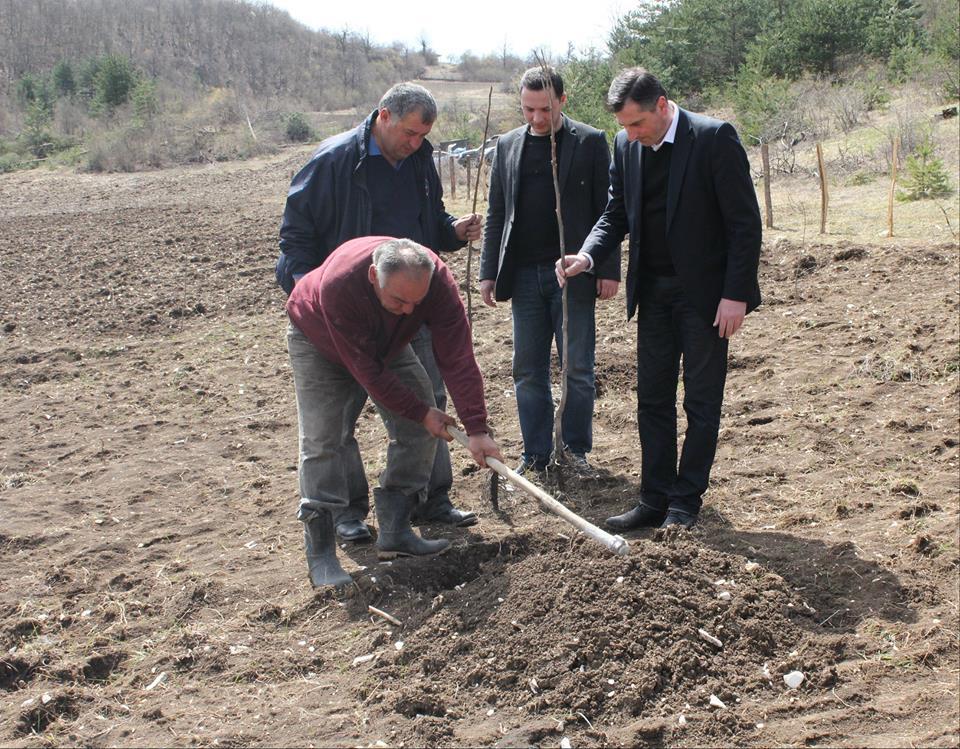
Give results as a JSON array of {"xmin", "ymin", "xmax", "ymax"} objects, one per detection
[{"xmin": 652, "ymin": 100, "xmax": 679, "ymax": 152}]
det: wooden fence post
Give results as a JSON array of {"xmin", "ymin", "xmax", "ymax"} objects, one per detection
[
  {"xmin": 448, "ymin": 155, "xmax": 456, "ymax": 200},
  {"xmin": 816, "ymin": 143, "xmax": 828, "ymax": 234},
  {"xmin": 888, "ymin": 137, "xmax": 899, "ymax": 238},
  {"xmin": 761, "ymin": 142, "xmax": 773, "ymax": 229}
]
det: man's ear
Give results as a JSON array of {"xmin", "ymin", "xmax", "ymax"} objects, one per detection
[{"xmin": 368, "ymin": 264, "xmax": 378, "ymax": 287}]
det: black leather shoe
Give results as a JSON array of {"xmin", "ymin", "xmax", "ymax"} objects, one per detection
[
  {"xmin": 335, "ymin": 519, "xmax": 372, "ymax": 542},
  {"xmin": 433, "ymin": 508, "xmax": 479, "ymax": 527},
  {"xmin": 605, "ymin": 504, "xmax": 667, "ymax": 530},
  {"xmin": 660, "ymin": 509, "xmax": 697, "ymax": 529}
]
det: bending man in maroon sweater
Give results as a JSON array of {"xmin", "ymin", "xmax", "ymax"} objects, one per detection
[{"xmin": 287, "ymin": 236, "xmax": 502, "ymax": 587}]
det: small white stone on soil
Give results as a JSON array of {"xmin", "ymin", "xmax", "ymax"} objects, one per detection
[
  {"xmin": 717, "ymin": 591, "xmax": 732, "ymax": 601},
  {"xmin": 352, "ymin": 654, "xmax": 376, "ymax": 666},
  {"xmin": 709, "ymin": 694, "xmax": 726, "ymax": 709},
  {"xmin": 560, "ymin": 738, "xmax": 573, "ymax": 749},
  {"xmin": 756, "ymin": 722, "xmax": 765, "ymax": 729},
  {"xmin": 745, "ymin": 562, "xmax": 760, "ymax": 572},
  {"xmin": 21, "ymin": 698, "xmax": 35, "ymax": 708},
  {"xmin": 784, "ymin": 671, "xmax": 805, "ymax": 689},
  {"xmin": 145, "ymin": 672, "xmax": 168, "ymax": 691},
  {"xmin": 616, "ymin": 576, "xmax": 624, "ymax": 584},
  {"xmin": 678, "ymin": 714, "xmax": 687, "ymax": 726},
  {"xmin": 394, "ymin": 641, "xmax": 404, "ymax": 650},
  {"xmin": 41, "ymin": 693, "xmax": 52, "ymax": 704},
  {"xmin": 486, "ymin": 708, "xmax": 495, "ymax": 716},
  {"xmin": 698, "ymin": 628, "xmax": 723, "ymax": 648}
]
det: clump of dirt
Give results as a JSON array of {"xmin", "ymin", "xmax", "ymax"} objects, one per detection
[{"xmin": 359, "ymin": 534, "xmax": 838, "ymax": 745}]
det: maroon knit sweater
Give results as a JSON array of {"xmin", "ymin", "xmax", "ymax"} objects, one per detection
[{"xmin": 286, "ymin": 236, "xmax": 489, "ymax": 435}]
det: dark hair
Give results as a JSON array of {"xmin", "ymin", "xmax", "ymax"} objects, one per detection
[
  {"xmin": 519, "ymin": 65, "xmax": 564, "ymax": 99},
  {"xmin": 379, "ymin": 82, "xmax": 438, "ymax": 124},
  {"xmin": 606, "ymin": 68, "xmax": 667, "ymax": 113}
]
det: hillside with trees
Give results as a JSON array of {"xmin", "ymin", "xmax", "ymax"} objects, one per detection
[{"xmin": 0, "ymin": 0, "xmax": 957, "ymax": 172}]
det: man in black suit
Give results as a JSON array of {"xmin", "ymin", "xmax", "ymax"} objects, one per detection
[
  {"xmin": 480, "ymin": 66, "xmax": 618, "ymax": 477},
  {"xmin": 557, "ymin": 68, "xmax": 761, "ymax": 529}
]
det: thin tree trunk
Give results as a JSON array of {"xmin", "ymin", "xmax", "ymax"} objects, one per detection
[
  {"xmin": 887, "ymin": 137, "xmax": 899, "ymax": 238},
  {"xmin": 465, "ymin": 86, "xmax": 493, "ymax": 327},
  {"xmin": 816, "ymin": 143, "xmax": 828, "ymax": 234},
  {"xmin": 761, "ymin": 142, "xmax": 772, "ymax": 228}
]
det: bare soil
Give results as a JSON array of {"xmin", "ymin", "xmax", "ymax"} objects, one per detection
[{"xmin": 0, "ymin": 148, "xmax": 958, "ymax": 748}]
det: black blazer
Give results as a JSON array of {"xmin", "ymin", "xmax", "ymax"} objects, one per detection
[
  {"xmin": 481, "ymin": 114, "xmax": 617, "ymax": 301},
  {"xmin": 583, "ymin": 107, "xmax": 762, "ymax": 323}
]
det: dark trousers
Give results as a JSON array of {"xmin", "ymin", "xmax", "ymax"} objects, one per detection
[{"xmin": 636, "ymin": 275, "xmax": 728, "ymax": 516}]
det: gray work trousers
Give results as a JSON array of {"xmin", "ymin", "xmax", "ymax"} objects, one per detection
[
  {"xmin": 409, "ymin": 326, "xmax": 454, "ymax": 504},
  {"xmin": 287, "ymin": 323, "xmax": 437, "ymax": 521}
]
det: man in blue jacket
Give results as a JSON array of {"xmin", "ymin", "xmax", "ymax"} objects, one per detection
[{"xmin": 277, "ymin": 82, "xmax": 482, "ymax": 541}]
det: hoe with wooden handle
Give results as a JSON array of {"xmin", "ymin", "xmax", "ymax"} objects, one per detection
[{"xmin": 448, "ymin": 427, "xmax": 629, "ymax": 556}]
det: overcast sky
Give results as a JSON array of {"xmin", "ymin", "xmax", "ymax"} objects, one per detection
[{"xmin": 264, "ymin": 0, "xmax": 630, "ymax": 61}]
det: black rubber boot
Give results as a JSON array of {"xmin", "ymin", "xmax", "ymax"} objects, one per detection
[
  {"xmin": 303, "ymin": 509, "xmax": 352, "ymax": 588},
  {"xmin": 374, "ymin": 489, "xmax": 450, "ymax": 559}
]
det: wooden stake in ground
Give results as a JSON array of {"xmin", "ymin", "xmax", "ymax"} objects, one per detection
[
  {"xmin": 761, "ymin": 142, "xmax": 773, "ymax": 228},
  {"xmin": 448, "ymin": 154, "xmax": 457, "ymax": 200},
  {"xmin": 465, "ymin": 86, "xmax": 493, "ymax": 326},
  {"xmin": 888, "ymin": 136, "xmax": 900, "ymax": 238},
  {"xmin": 816, "ymin": 143, "xmax": 828, "ymax": 234},
  {"xmin": 532, "ymin": 55, "xmax": 570, "ymax": 480}
]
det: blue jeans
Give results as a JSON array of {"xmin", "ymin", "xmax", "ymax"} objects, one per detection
[{"xmin": 510, "ymin": 263, "xmax": 596, "ymax": 465}]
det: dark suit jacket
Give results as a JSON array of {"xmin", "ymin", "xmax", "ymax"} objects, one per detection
[
  {"xmin": 582, "ymin": 107, "xmax": 762, "ymax": 324},
  {"xmin": 481, "ymin": 114, "xmax": 617, "ymax": 301}
]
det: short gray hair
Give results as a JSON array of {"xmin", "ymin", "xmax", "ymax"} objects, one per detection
[
  {"xmin": 372, "ymin": 238, "xmax": 436, "ymax": 287},
  {"xmin": 379, "ymin": 82, "xmax": 437, "ymax": 124}
]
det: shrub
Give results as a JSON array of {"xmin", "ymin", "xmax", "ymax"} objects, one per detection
[
  {"xmin": 897, "ymin": 136, "xmax": 952, "ymax": 201},
  {"xmin": 132, "ymin": 78, "xmax": 160, "ymax": 125},
  {"xmin": 285, "ymin": 111, "xmax": 313, "ymax": 142},
  {"xmin": 51, "ymin": 61, "xmax": 76, "ymax": 97},
  {"xmin": 94, "ymin": 55, "xmax": 136, "ymax": 109}
]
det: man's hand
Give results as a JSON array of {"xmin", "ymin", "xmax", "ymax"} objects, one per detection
[
  {"xmin": 453, "ymin": 214, "xmax": 482, "ymax": 243},
  {"xmin": 596, "ymin": 278, "xmax": 619, "ymax": 300},
  {"xmin": 468, "ymin": 432, "xmax": 502, "ymax": 469},
  {"xmin": 479, "ymin": 279, "xmax": 496, "ymax": 307},
  {"xmin": 555, "ymin": 254, "xmax": 590, "ymax": 287},
  {"xmin": 713, "ymin": 298, "xmax": 747, "ymax": 338},
  {"xmin": 422, "ymin": 407, "xmax": 457, "ymax": 440}
]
